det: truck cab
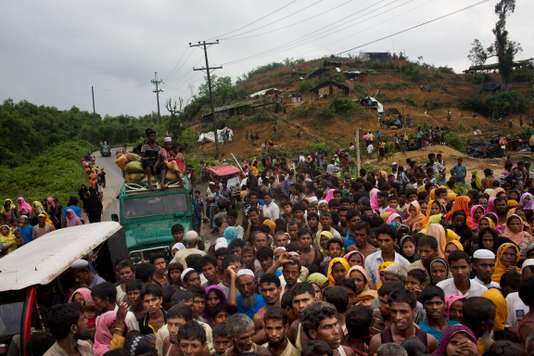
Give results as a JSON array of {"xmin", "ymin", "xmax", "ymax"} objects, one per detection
[{"xmin": 116, "ymin": 179, "xmax": 193, "ymax": 263}]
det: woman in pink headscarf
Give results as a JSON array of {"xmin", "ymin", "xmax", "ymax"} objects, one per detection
[
  {"xmin": 16, "ymin": 197, "xmax": 32, "ymax": 216},
  {"xmin": 93, "ymin": 310, "xmax": 116, "ymax": 356}
]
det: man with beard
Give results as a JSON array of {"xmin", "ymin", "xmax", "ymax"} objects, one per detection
[
  {"xmin": 301, "ymin": 302, "xmax": 355, "ymax": 356},
  {"xmin": 43, "ymin": 303, "xmax": 92, "ymax": 356},
  {"xmin": 253, "ymin": 274, "xmax": 282, "ymax": 343},
  {"xmin": 368, "ymin": 289, "xmax": 437, "ymax": 355},
  {"xmin": 228, "ymin": 268, "xmax": 265, "ymax": 319},
  {"xmin": 224, "ymin": 314, "xmax": 269, "ymax": 356},
  {"xmin": 288, "ymin": 282, "xmax": 318, "ymax": 351},
  {"xmin": 265, "ymin": 306, "xmax": 299, "ymax": 356}
]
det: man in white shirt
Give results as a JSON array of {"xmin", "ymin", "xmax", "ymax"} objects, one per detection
[
  {"xmin": 437, "ymin": 251, "xmax": 487, "ymax": 298},
  {"xmin": 364, "ymin": 224, "xmax": 409, "ymax": 288},
  {"xmin": 505, "ymin": 259, "xmax": 534, "ymax": 328},
  {"xmin": 472, "ymin": 249, "xmax": 500, "ymax": 288},
  {"xmin": 262, "ymin": 192, "xmax": 280, "ymax": 221}
]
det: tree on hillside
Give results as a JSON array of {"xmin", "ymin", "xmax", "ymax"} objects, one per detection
[{"xmin": 468, "ymin": 0, "xmax": 522, "ymax": 86}]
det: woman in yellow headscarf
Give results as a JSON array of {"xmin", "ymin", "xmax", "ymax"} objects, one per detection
[
  {"xmin": 0, "ymin": 224, "xmax": 17, "ymax": 255},
  {"xmin": 492, "ymin": 243, "xmax": 520, "ymax": 283},
  {"xmin": 346, "ymin": 265, "xmax": 378, "ymax": 307},
  {"xmin": 315, "ymin": 230, "xmax": 333, "ymax": 257},
  {"xmin": 405, "ymin": 200, "xmax": 425, "ymax": 232},
  {"xmin": 422, "ymin": 200, "xmax": 444, "ymax": 227},
  {"xmin": 445, "ymin": 240, "xmax": 464, "ymax": 260},
  {"xmin": 326, "ymin": 257, "xmax": 350, "ymax": 286}
]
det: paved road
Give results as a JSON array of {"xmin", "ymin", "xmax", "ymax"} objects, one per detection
[{"xmin": 94, "ymin": 149, "xmax": 123, "ymax": 221}]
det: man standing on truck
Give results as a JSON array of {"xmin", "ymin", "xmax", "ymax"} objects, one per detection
[{"xmin": 140, "ymin": 128, "xmax": 161, "ymax": 187}]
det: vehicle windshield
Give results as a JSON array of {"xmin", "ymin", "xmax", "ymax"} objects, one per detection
[{"xmin": 124, "ymin": 194, "xmax": 189, "ymax": 218}]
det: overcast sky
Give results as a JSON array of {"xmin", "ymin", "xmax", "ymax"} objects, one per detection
[{"xmin": 1, "ymin": 0, "xmax": 533, "ymax": 116}]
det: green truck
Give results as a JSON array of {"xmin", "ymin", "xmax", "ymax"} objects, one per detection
[{"xmin": 113, "ymin": 179, "xmax": 193, "ymax": 263}]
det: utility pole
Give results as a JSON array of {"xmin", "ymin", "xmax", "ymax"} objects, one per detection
[
  {"xmin": 189, "ymin": 40, "xmax": 222, "ymax": 157},
  {"xmin": 151, "ymin": 72, "xmax": 164, "ymax": 120},
  {"xmin": 91, "ymin": 85, "xmax": 96, "ymax": 116}
]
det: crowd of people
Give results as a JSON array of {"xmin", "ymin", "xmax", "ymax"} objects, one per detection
[
  {"xmin": 1, "ymin": 156, "xmax": 104, "ymax": 256},
  {"xmin": 17, "ymin": 144, "xmax": 534, "ymax": 356}
]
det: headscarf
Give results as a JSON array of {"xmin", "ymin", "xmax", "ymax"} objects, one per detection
[
  {"xmin": 0, "ymin": 224, "xmax": 17, "ymax": 254},
  {"xmin": 205, "ymin": 285, "xmax": 227, "ymax": 306},
  {"xmin": 223, "ymin": 226, "xmax": 238, "ymax": 242},
  {"xmin": 47, "ymin": 196, "xmax": 57, "ymax": 209},
  {"xmin": 446, "ymin": 196, "xmax": 472, "ymax": 228},
  {"xmin": 307, "ymin": 272, "xmax": 328, "ymax": 288},
  {"xmin": 1, "ymin": 199, "xmax": 16, "ymax": 215},
  {"xmin": 346, "ymin": 265, "xmax": 378, "ymax": 306},
  {"xmin": 65, "ymin": 208, "xmax": 82, "ymax": 227},
  {"xmin": 433, "ymin": 325, "xmax": 477, "ymax": 356},
  {"xmin": 451, "ymin": 210, "xmax": 472, "ymax": 244},
  {"xmin": 469, "ymin": 204, "xmax": 484, "ymax": 231},
  {"xmin": 262, "ymin": 219, "xmax": 276, "ymax": 235},
  {"xmin": 501, "ymin": 214, "xmax": 532, "ymax": 247},
  {"xmin": 16, "ymin": 197, "xmax": 32, "ymax": 215},
  {"xmin": 32, "ymin": 201, "xmax": 46, "ymax": 215},
  {"xmin": 482, "ymin": 288, "xmax": 507, "ymax": 331},
  {"xmin": 326, "ymin": 257, "xmax": 351, "ymax": 286},
  {"xmin": 446, "ymin": 239, "xmax": 464, "ymax": 252},
  {"xmin": 369, "ymin": 188, "xmax": 380, "ymax": 214},
  {"xmin": 385, "ymin": 212, "xmax": 402, "ymax": 225},
  {"xmin": 93, "ymin": 310, "xmax": 116, "ymax": 356},
  {"xmin": 344, "ymin": 250, "xmax": 365, "ymax": 266},
  {"xmin": 399, "ymin": 235, "xmax": 418, "ymax": 263},
  {"xmin": 315, "ymin": 230, "xmax": 334, "ymax": 256},
  {"xmin": 507, "ymin": 199, "xmax": 519, "ymax": 209},
  {"xmin": 445, "ymin": 295, "xmax": 464, "ymax": 319},
  {"xmin": 68, "ymin": 287, "xmax": 93, "ymax": 304},
  {"xmin": 405, "ymin": 201, "xmax": 425, "ymax": 232},
  {"xmin": 427, "ymin": 223, "xmax": 447, "ymax": 258},
  {"xmin": 423, "ymin": 200, "xmax": 442, "ymax": 227},
  {"xmin": 520, "ymin": 192, "xmax": 534, "ymax": 210},
  {"xmin": 492, "ymin": 242, "xmax": 520, "ymax": 282},
  {"xmin": 430, "ymin": 257, "xmax": 449, "ymax": 284}
]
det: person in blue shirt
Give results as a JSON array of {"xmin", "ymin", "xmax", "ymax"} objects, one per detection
[
  {"xmin": 228, "ymin": 268, "xmax": 265, "ymax": 319},
  {"xmin": 16, "ymin": 215, "xmax": 33, "ymax": 244},
  {"xmin": 418, "ymin": 285, "xmax": 458, "ymax": 342}
]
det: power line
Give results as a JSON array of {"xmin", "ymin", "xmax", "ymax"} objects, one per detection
[
  {"xmin": 162, "ymin": 47, "xmax": 192, "ymax": 79},
  {"xmin": 210, "ymin": 0, "xmax": 298, "ymax": 40},
  {"xmin": 220, "ymin": 0, "xmax": 326, "ymax": 40},
  {"xmin": 336, "ymin": 0, "xmax": 489, "ymax": 55},
  {"xmin": 219, "ymin": 0, "xmax": 401, "ymax": 66},
  {"xmin": 224, "ymin": 0, "xmax": 354, "ymax": 41}
]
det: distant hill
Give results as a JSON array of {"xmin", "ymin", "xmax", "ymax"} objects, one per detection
[{"xmin": 187, "ymin": 55, "xmax": 534, "ymax": 158}]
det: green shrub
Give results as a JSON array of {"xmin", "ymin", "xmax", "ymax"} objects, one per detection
[
  {"xmin": 329, "ymin": 98, "xmax": 354, "ymax": 115},
  {"xmin": 511, "ymin": 69, "xmax": 534, "ymax": 83},
  {"xmin": 318, "ymin": 107, "xmax": 335, "ymax": 120},
  {"xmin": 377, "ymin": 82, "xmax": 410, "ymax": 90},
  {"xmin": 403, "ymin": 96, "xmax": 418, "ymax": 107},
  {"xmin": 444, "ymin": 133, "xmax": 467, "ymax": 152},
  {"xmin": 458, "ymin": 91, "xmax": 528, "ymax": 117},
  {"xmin": 352, "ymin": 83, "xmax": 368, "ymax": 97},
  {"xmin": 299, "ymin": 79, "xmax": 318, "ymax": 92},
  {"xmin": 0, "ymin": 141, "xmax": 93, "ymax": 203},
  {"xmin": 486, "ymin": 91, "xmax": 529, "ymax": 117},
  {"xmin": 306, "ymin": 140, "xmax": 333, "ymax": 154}
]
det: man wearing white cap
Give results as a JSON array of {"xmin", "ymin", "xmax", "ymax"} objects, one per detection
[
  {"xmin": 228, "ymin": 268, "xmax": 266, "ymax": 319},
  {"xmin": 173, "ymin": 230, "xmax": 206, "ymax": 268},
  {"xmin": 505, "ymin": 258, "xmax": 534, "ymax": 328},
  {"xmin": 159, "ymin": 136, "xmax": 175, "ymax": 187},
  {"xmin": 472, "ymin": 249, "xmax": 500, "ymax": 288}
]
